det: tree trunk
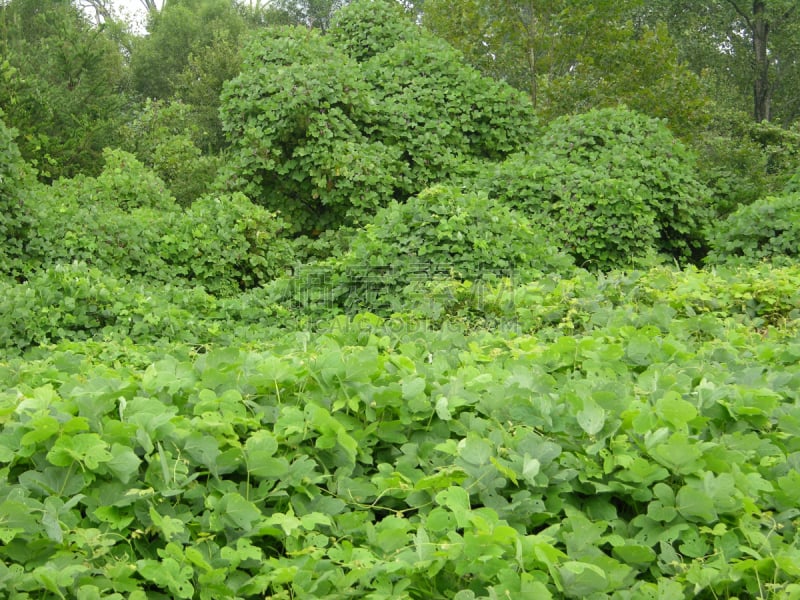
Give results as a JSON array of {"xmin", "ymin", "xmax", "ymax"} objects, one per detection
[{"xmin": 752, "ymin": 0, "xmax": 771, "ymax": 121}]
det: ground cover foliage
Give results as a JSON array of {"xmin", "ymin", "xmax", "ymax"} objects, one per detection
[
  {"xmin": 2, "ymin": 262, "xmax": 800, "ymax": 599},
  {"xmin": 2, "ymin": 0, "xmax": 800, "ymax": 597}
]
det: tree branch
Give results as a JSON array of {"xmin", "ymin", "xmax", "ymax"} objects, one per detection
[{"xmin": 723, "ymin": 0, "xmax": 753, "ymax": 30}]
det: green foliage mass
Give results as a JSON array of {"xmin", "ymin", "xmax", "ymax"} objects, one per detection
[
  {"xmin": 130, "ymin": 0, "xmax": 247, "ymax": 101},
  {"xmin": 162, "ymin": 192, "xmax": 294, "ymax": 296},
  {"xmin": 706, "ymin": 192, "xmax": 800, "ymax": 266},
  {"xmin": 219, "ymin": 6, "xmax": 536, "ymax": 235},
  {"xmin": 1, "ymin": 262, "xmax": 800, "ymax": 597},
  {"xmin": 0, "ymin": 263, "xmax": 295, "ymax": 353},
  {"xmin": 482, "ymin": 107, "xmax": 711, "ymax": 268},
  {"xmin": 0, "ymin": 112, "xmax": 31, "ymax": 274},
  {"xmin": 219, "ymin": 26, "xmax": 400, "ymax": 233},
  {"xmin": 361, "ymin": 35, "xmax": 537, "ymax": 195},
  {"xmin": 0, "ymin": 0, "xmax": 126, "ymax": 180},
  {"xmin": 117, "ymin": 100, "xmax": 220, "ymax": 206},
  {"xmin": 696, "ymin": 113, "xmax": 800, "ymax": 216},
  {"xmin": 328, "ymin": 0, "xmax": 419, "ymax": 61},
  {"xmin": 282, "ymin": 185, "xmax": 573, "ymax": 317},
  {"xmin": 786, "ymin": 170, "xmax": 800, "ymax": 194},
  {"xmin": 22, "ymin": 152, "xmax": 292, "ymax": 296}
]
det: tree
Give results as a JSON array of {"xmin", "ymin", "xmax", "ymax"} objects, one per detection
[
  {"xmin": 265, "ymin": 0, "xmax": 350, "ymax": 30},
  {"xmin": 642, "ymin": 0, "xmax": 800, "ymax": 123},
  {"xmin": 0, "ymin": 0, "xmax": 127, "ymax": 178},
  {"xmin": 130, "ymin": 0, "xmax": 248, "ymax": 101},
  {"xmin": 420, "ymin": 0, "xmax": 711, "ymax": 137},
  {"xmin": 219, "ymin": 1, "xmax": 537, "ymax": 234}
]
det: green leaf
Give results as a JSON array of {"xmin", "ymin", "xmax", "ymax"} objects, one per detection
[
  {"xmin": 436, "ymin": 486, "xmax": 471, "ymax": 528},
  {"xmin": 137, "ymin": 557, "xmax": 194, "ymax": 599},
  {"xmin": 676, "ymin": 484, "xmax": 717, "ymax": 522},
  {"xmin": 558, "ymin": 561, "xmax": 608, "ymax": 597},
  {"xmin": 655, "ymin": 391, "xmax": 697, "ymax": 429},
  {"xmin": 458, "ymin": 433, "xmax": 492, "ymax": 465},
  {"xmin": 47, "ymin": 433, "xmax": 112, "ymax": 470},
  {"xmin": 612, "ymin": 543, "xmax": 656, "ymax": 567},
  {"xmin": 217, "ymin": 492, "xmax": 262, "ymax": 531},
  {"xmin": 577, "ymin": 401, "xmax": 605, "ymax": 436},
  {"xmin": 106, "ymin": 443, "xmax": 141, "ymax": 484},
  {"xmin": 149, "ymin": 506, "xmax": 187, "ymax": 541}
]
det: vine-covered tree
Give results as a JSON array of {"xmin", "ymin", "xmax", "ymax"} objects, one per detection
[{"xmin": 219, "ymin": 0, "xmax": 537, "ymax": 234}]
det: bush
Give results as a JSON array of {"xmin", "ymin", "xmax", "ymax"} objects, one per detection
[
  {"xmin": 219, "ymin": 27, "xmax": 400, "ymax": 234},
  {"xmin": 362, "ymin": 36, "xmax": 537, "ymax": 196},
  {"xmin": 483, "ymin": 157, "xmax": 660, "ymax": 270},
  {"xmin": 706, "ymin": 192, "xmax": 800, "ymax": 266},
  {"xmin": 118, "ymin": 100, "xmax": 220, "ymax": 206},
  {"xmin": 23, "ymin": 152, "xmax": 178, "ymax": 276},
  {"xmin": 219, "ymin": 17, "xmax": 536, "ymax": 236},
  {"xmin": 45, "ymin": 148, "xmax": 176, "ymax": 212},
  {"xmin": 482, "ymin": 107, "xmax": 712, "ymax": 267},
  {"xmin": 296, "ymin": 185, "xmax": 574, "ymax": 316},
  {"xmin": 328, "ymin": 0, "xmax": 418, "ymax": 62},
  {"xmin": 161, "ymin": 192, "xmax": 294, "ymax": 296},
  {"xmin": 0, "ymin": 263, "xmax": 216, "ymax": 352},
  {"xmin": 24, "ymin": 158, "xmax": 293, "ymax": 295},
  {"xmin": 784, "ymin": 170, "xmax": 800, "ymax": 194},
  {"xmin": 0, "ymin": 112, "xmax": 31, "ymax": 275}
]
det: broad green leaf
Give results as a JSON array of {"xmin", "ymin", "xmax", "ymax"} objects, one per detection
[
  {"xmin": 435, "ymin": 396, "xmax": 452, "ymax": 420},
  {"xmin": 577, "ymin": 401, "xmax": 605, "ymax": 436},
  {"xmin": 20, "ymin": 414, "xmax": 60, "ymax": 446},
  {"xmin": 436, "ymin": 486, "xmax": 471, "ymax": 528},
  {"xmin": 676, "ymin": 484, "xmax": 717, "ymax": 522},
  {"xmin": 217, "ymin": 492, "xmax": 262, "ymax": 531},
  {"xmin": 137, "ymin": 558, "xmax": 194, "ymax": 599},
  {"xmin": 655, "ymin": 391, "xmax": 697, "ymax": 429},
  {"xmin": 47, "ymin": 433, "xmax": 112, "ymax": 470},
  {"xmin": 149, "ymin": 506, "xmax": 186, "ymax": 541},
  {"xmin": 612, "ymin": 543, "xmax": 656, "ymax": 566},
  {"xmin": 458, "ymin": 433, "xmax": 492, "ymax": 465},
  {"xmin": 106, "ymin": 443, "xmax": 141, "ymax": 484},
  {"xmin": 558, "ymin": 561, "xmax": 608, "ymax": 597}
]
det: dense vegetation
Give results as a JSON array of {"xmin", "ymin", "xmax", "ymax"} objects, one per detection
[{"xmin": 2, "ymin": 0, "xmax": 800, "ymax": 598}]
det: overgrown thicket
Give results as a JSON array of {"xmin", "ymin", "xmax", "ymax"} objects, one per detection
[
  {"xmin": 218, "ymin": 4, "xmax": 536, "ymax": 234},
  {"xmin": 1, "ymin": 1, "xmax": 800, "ymax": 599}
]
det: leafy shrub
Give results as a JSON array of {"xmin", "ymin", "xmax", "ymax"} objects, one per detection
[
  {"xmin": 118, "ymin": 100, "xmax": 220, "ymax": 206},
  {"xmin": 694, "ymin": 111, "xmax": 800, "ymax": 217},
  {"xmin": 784, "ymin": 170, "xmax": 800, "ymax": 194},
  {"xmin": 0, "ymin": 263, "xmax": 215, "ymax": 352},
  {"xmin": 482, "ymin": 107, "xmax": 711, "ymax": 267},
  {"xmin": 24, "ymin": 160, "xmax": 293, "ymax": 295},
  {"xmin": 219, "ymin": 26, "xmax": 400, "ymax": 233},
  {"xmin": 48, "ymin": 148, "xmax": 176, "ymax": 211},
  {"xmin": 328, "ymin": 0, "xmax": 419, "ymax": 62},
  {"xmin": 161, "ymin": 192, "xmax": 294, "ymax": 296},
  {"xmin": 362, "ymin": 36, "xmax": 538, "ymax": 195},
  {"xmin": 706, "ymin": 192, "xmax": 800, "ymax": 266},
  {"xmin": 540, "ymin": 107, "xmax": 711, "ymax": 260},
  {"xmin": 303, "ymin": 185, "xmax": 574, "ymax": 315},
  {"xmin": 484, "ymin": 156, "xmax": 661, "ymax": 270},
  {"xmin": 219, "ymin": 18, "xmax": 536, "ymax": 235},
  {"xmin": 25, "ymin": 199, "xmax": 172, "ymax": 280},
  {"xmin": 23, "ymin": 152, "xmax": 178, "ymax": 277},
  {"xmin": 0, "ymin": 112, "xmax": 31, "ymax": 275}
]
